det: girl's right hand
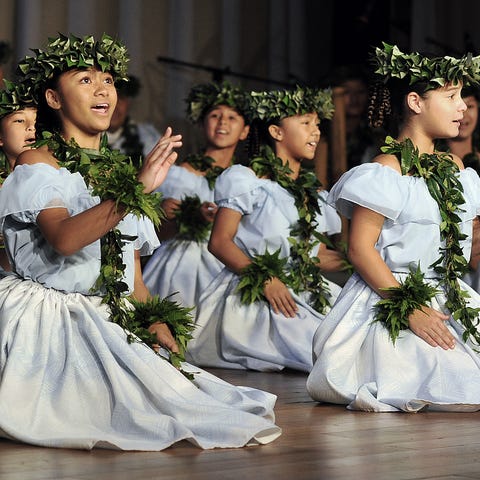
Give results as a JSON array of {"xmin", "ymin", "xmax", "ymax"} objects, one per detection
[
  {"xmin": 137, "ymin": 127, "xmax": 182, "ymax": 193},
  {"xmin": 264, "ymin": 277, "xmax": 298, "ymax": 318},
  {"xmin": 408, "ymin": 306, "xmax": 455, "ymax": 350}
]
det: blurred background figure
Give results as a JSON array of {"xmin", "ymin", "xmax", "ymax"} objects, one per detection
[
  {"xmin": 107, "ymin": 74, "xmax": 161, "ymax": 167},
  {"xmin": 0, "ymin": 42, "xmax": 12, "ymax": 89}
]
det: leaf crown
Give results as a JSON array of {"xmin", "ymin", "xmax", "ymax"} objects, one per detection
[
  {"xmin": 248, "ymin": 85, "xmax": 334, "ymax": 122},
  {"xmin": 0, "ymin": 79, "xmax": 36, "ymax": 118},
  {"xmin": 16, "ymin": 33, "xmax": 129, "ymax": 102},
  {"xmin": 186, "ymin": 80, "xmax": 252, "ymax": 124},
  {"xmin": 372, "ymin": 42, "xmax": 480, "ymax": 90}
]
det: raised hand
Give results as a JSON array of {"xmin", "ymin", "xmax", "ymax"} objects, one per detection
[{"xmin": 138, "ymin": 127, "xmax": 182, "ymax": 193}]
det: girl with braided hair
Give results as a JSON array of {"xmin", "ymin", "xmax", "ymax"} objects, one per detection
[
  {"xmin": 186, "ymin": 86, "xmax": 348, "ymax": 373},
  {"xmin": 307, "ymin": 43, "xmax": 480, "ymax": 412},
  {"xmin": 0, "ymin": 33, "xmax": 280, "ymax": 450}
]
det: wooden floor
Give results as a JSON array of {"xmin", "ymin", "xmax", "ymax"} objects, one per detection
[{"xmin": 1, "ymin": 368, "xmax": 480, "ymax": 480}]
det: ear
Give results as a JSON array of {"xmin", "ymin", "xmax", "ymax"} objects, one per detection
[
  {"xmin": 239, "ymin": 124, "xmax": 250, "ymax": 141},
  {"xmin": 45, "ymin": 88, "xmax": 62, "ymax": 110},
  {"xmin": 406, "ymin": 91, "xmax": 422, "ymax": 114},
  {"xmin": 268, "ymin": 124, "xmax": 283, "ymax": 141}
]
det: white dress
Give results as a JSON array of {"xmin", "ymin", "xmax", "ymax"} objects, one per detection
[
  {"xmin": 143, "ymin": 164, "xmax": 224, "ymax": 308},
  {"xmin": 306, "ymin": 162, "xmax": 480, "ymax": 412},
  {"xmin": 0, "ymin": 163, "xmax": 281, "ymax": 450},
  {"xmin": 186, "ymin": 165, "xmax": 343, "ymax": 372}
]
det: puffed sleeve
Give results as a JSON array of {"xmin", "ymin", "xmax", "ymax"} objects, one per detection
[
  {"xmin": 327, "ymin": 163, "xmax": 409, "ymax": 220},
  {"xmin": 0, "ymin": 163, "xmax": 96, "ymax": 227},
  {"xmin": 214, "ymin": 165, "xmax": 267, "ymax": 214},
  {"xmin": 134, "ymin": 216, "xmax": 160, "ymax": 255}
]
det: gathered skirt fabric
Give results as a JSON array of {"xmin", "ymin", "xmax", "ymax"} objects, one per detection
[
  {"xmin": 0, "ymin": 274, "xmax": 281, "ymax": 450},
  {"xmin": 306, "ymin": 272, "xmax": 480, "ymax": 412},
  {"xmin": 143, "ymin": 239, "xmax": 223, "ymax": 309},
  {"xmin": 187, "ymin": 268, "xmax": 341, "ymax": 372}
]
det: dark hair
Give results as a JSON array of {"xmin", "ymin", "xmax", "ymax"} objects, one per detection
[
  {"xmin": 115, "ymin": 75, "xmax": 141, "ymax": 98},
  {"xmin": 246, "ymin": 118, "xmax": 279, "ymax": 159},
  {"xmin": 35, "ymin": 74, "xmax": 62, "ymax": 134},
  {"xmin": 368, "ymin": 78, "xmax": 430, "ymax": 136}
]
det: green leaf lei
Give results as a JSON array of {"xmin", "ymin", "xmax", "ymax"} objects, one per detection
[
  {"xmin": 375, "ymin": 265, "xmax": 440, "ymax": 344},
  {"xmin": 375, "ymin": 136, "xmax": 480, "ymax": 345},
  {"xmin": 238, "ymin": 145, "xmax": 336, "ymax": 313},
  {"xmin": 36, "ymin": 131, "xmax": 196, "ymax": 377},
  {"xmin": 183, "ymin": 152, "xmax": 229, "ymax": 189}
]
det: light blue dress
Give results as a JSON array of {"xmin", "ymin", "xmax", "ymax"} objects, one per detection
[
  {"xmin": 143, "ymin": 165, "xmax": 224, "ymax": 308},
  {"xmin": 186, "ymin": 165, "xmax": 343, "ymax": 372},
  {"xmin": 0, "ymin": 163, "xmax": 281, "ymax": 450},
  {"xmin": 307, "ymin": 162, "xmax": 480, "ymax": 412}
]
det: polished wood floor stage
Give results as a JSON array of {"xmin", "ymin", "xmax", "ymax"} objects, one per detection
[{"xmin": 1, "ymin": 368, "xmax": 479, "ymax": 480}]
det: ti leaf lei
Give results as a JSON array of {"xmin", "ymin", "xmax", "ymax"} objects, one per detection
[
  {"xmin": 172, "ymin": 153, "xmax": 233, "ymax": 243},
  {"xmin": 183, "ymin": 152, "xmax": 231, "ymax": 189},
  {"xmin": 35, "ymin": 131, "xmax": 196, "ymax": 378},
  {"xmin": 239, "ymin": 145, "xmax": 336, "ymax": 314},
  {"xmin": 375, "ymin": 136, "xmax": 480, "ymax": 346}
]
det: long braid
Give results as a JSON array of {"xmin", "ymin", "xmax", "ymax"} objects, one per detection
[{"xmin": 368, "ymin": 81, "xmax": 391, "ymax": 129}]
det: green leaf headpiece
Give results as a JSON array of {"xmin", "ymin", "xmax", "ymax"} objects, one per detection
[
  {"xmin": 0, "ymin": 79, "xmax": 36, "ymax": 119},
  {"xmin": 186, "ymin": 80, "xmax": 252, "ymax": 124},
  {"xmin": 16, "ymin": 33, "xmax": 129, "ymax": 103},
  {"xmin": 372, "ymin": 42, "xmax": 480, "ymax": 90},
  {"xmin": 249, "ymin": 85, "xmax": 334, "ymax": 122}
]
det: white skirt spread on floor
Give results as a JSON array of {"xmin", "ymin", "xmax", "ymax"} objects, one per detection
[{"xmin": 0, "ymin": 273, "xmax": 281, "ymax": 451}]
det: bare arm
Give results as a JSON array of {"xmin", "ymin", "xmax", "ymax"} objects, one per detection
[
  {"xmin": 27, "ymin": 127, "xmax": 182, "ymax": 256},
  {"xmin": 132, "ymin": 250, "xmax": 179, "ymax": 353},
  {"xmin": 208, "ymin": 207, "xmax": 251, "ymax": 273},
  {"xmin": 315, "ymin": 242, "xmax": 347, "ymax": 273},
  {"xmin": 349, "ymin": 204, "xmax": 454, "ymax": 349},
  {"xmin": 209, "ymin": 207, "xmax": 298, "ymax": 317}
]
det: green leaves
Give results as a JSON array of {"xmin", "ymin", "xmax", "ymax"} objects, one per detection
[
  {"xmin": 372, "ymin": 41, "xmax": 480, "ymax": 90},
  {"xmin": 16, "ymin": 33, "xmax": 129, "ymax": 104},
  {"xmin": 249, "ymin": 85, "xmax": 334, "ymax": 122},
  {"xmin": 183, "ymin": 153, "xmax": 227, "ymax": 189},
  {"xmin": 185, "ymin": 81, "xmax": 252, "ymax": 124},
  {"xmin": 237, "ymin": 248, "xmax": 289, "ymax": 304},
  {"xmin": 375, "ymin": 266, "xmax": 439, "ymax": 343},
  {"xmin": 175, "ymin": 194, "xmax": 212, "ymax": 243}
]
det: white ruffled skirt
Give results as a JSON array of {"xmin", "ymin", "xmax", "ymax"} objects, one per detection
[
  {"xmin": 187, "ymin": 268, "xmax": 341, "ymax": 372},
  {"xmin": 0, "ymin": 274, "xmax": 281, "ymax": 450},
  {"xmin": 143, "ymin": 239, "xmax": 223, "ymax": 309},
  {"xmin": 306, "ymin": 272, "xmax": 480, "ymax": 412}
]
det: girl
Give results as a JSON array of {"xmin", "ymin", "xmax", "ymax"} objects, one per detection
[
  {"xmin": 0, "ymin": 80, "xmax": 36, "ymax": 175},
  {"xmin": 142, "ymin": 81, "xmax": 250, "ymax": 309},
  {"xmin": 0, "ymin": 33, "xmax": 280, "ymax": 451},
  {"xmin": 306, "ymin": 43, "xmax": 480, "ymax": 412},
  {"xmin": 186, "ymin": 86, "xmax": 348, "ymax": 372},
  {"xmin": 0, "ymin": 80, "xmax": 36, "ymax": 271}
]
